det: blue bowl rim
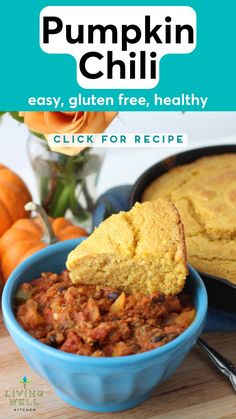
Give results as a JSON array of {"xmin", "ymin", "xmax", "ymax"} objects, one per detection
[{"xmin": 2, "ymin": 238, "xmax": 208, "ymax": 367}]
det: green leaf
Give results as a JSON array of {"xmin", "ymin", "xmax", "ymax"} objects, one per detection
[
  {"xmin": 0, "ymin": 111, "xmax": 6, "ymax": 122},
  {"xmin": 29, "ymin": 130, "xmax": 46, "ymax": 141},
  {"xmin": 9, "ymin": 111, "xmax": 24, "ymax": 123}
]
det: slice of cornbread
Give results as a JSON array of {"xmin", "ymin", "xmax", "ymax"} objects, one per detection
[{"xmin": 66, "ymin": 200, "xmax": 187, "ymax": 295}]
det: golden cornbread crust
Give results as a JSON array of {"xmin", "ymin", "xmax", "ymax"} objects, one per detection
[
  {"xmin": 67, "ymin": 200, "xmax": 187, "ymax": 295},
  {"xmin": 143, "ymin": 154, "xmax": 236, "ymax": 284}
]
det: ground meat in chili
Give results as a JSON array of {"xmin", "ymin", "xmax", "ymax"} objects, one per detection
[{"xmin": 15, "ymin": 270, "xmax": 195, "ymax": 357}]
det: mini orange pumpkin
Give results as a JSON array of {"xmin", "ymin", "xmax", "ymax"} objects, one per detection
[
  {"xmin": 0, "ymin": 165, "xmax": 32, "ymax": 236},
  {"xmin": 0, "ymin": 202, "xmax": 88, "ymax": 283}
]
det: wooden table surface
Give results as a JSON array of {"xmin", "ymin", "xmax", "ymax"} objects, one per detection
[{"xmin": 0, "ymin": 312, "xmax": 235, "ymax": 419}]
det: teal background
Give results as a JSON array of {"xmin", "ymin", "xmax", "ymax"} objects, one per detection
[{"xmin": 0, "ymin": 0, "xmax": 235, "ymax": 111}]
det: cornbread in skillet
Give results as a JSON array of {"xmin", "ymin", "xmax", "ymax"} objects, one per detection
[
  {"xmin": 143, "ymin": 154, "xmax": 236, "ymax": 283},
  {"xmin": 67, "ymin": 200, "xmax": 187, "ymax": 295}
]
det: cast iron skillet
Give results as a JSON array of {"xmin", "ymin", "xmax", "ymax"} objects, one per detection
[{"xmin": 129, "ymin": 144, "xmax": 236, "ymax": 313}]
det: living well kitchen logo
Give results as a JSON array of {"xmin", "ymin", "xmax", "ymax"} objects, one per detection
[
  {"xmin": 4, "ymin": 376, "xmax": 44, "ymax": 412},
  {"xmin": 40, "ymin": 6, "xmax": 196, "ymax": 89}
]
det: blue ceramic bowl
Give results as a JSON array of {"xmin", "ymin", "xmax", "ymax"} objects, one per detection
[{"xmin": 2, "ymin": 238, "xmax": 207, "ymax": 413}]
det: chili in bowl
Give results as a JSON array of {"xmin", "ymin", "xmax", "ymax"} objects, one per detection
[
  {"xmin": 15, "ymin": 270, "xmax": 196, "ymax": 357},
  {"xmin": 2, "ymin": 238, "xmax": 207, "ymax": 413}
]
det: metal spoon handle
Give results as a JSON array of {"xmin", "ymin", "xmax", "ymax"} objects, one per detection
[{"xmin": 197, "ymin": 337, "xmax": 236, "ymax": 392}]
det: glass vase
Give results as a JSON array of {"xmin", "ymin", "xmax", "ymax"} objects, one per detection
[{"xmin": 27, "ymin": 134, "xmax": 105, "ymax": 231}]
